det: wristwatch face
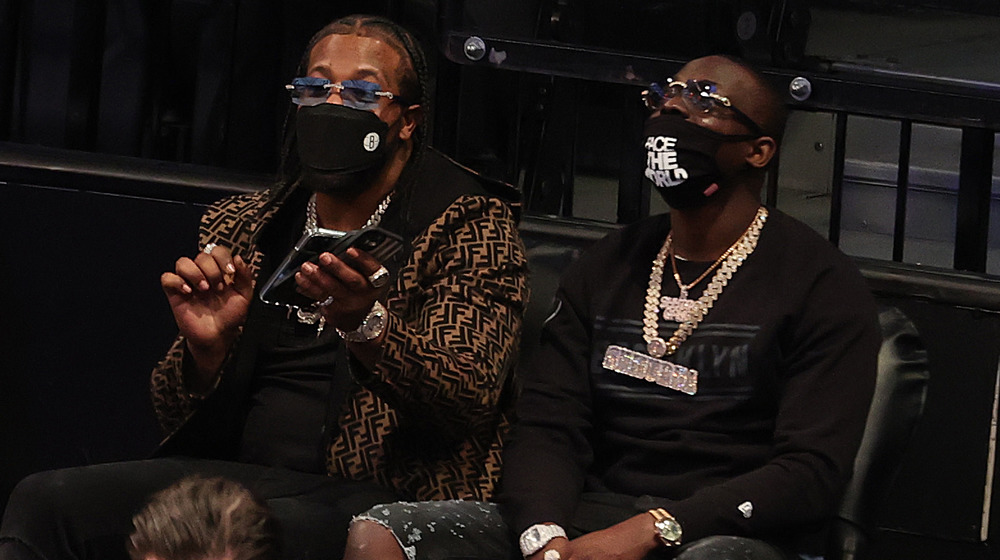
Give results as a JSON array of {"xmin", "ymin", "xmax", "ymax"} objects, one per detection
[
  {"xmin": 519, "ymin": 524, "xmax": 564, "ymax": 556},
  {"xmin": 360, "ymin": 306, "xmax": 386, "ymax": 339},
  {"xmin": 655, "ymin": 518, "xmax": 682, "ymax": 545},
  {"xmin": 337, "ymin": 301, "xmax": 386, "ymax": 342},
  {"xmin": 520, "ymin": 526, "xmax": 543, "ymax": 555}
]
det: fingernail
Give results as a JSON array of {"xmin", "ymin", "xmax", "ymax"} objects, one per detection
[
  {"xmin": 301, "ymin": 262, "xmax": 315, "ymax": 274},
  {"xmin": 319, "ymin": 253, "xmax": 333, "ymax": 265},
  {"xmin": 182, "ymin": 284, "xmax": 193, "ymax": 294},
  {"xmin": 198, "ymin": 280, "xmax": 210, "ymax": 291},
  {"xmin": 226, "ymin": 263, "xmax": 236, "ymax": 274}
]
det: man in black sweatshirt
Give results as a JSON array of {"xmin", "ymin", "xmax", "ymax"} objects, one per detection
[{"xmin": 342, "ymin": 54, "xmax": 880, "ymax": 560}]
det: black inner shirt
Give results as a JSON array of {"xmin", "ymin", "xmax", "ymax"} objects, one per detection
[{"xmin": 237, "ymin": 197, "xmax": 352, "ymax": 474}]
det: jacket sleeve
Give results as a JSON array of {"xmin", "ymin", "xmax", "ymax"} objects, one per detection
[
  {"xmin": 368, "ymin": 195, "xmax": 528, "ymax": 441},
  {"xmin": 150, "ymin": 336, "xmax": 197, "ymax": 435}
]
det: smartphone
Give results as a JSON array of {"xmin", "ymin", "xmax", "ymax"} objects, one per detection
[{"xmin": 259, "ymin": 226, "xmax": 403, "ymax": 307}]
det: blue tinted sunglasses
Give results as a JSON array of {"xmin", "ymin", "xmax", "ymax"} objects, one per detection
[
  {"xmin": 286, "ymin": 77, "xmax": 398, "ymax": 111},
  {"xmin": 643, "ymin": 78, "xmax": 763, "ymax": 137}
]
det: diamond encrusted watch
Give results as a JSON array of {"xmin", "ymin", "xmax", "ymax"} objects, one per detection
[
  {"xmin": 335, "ymin": 301, "xmax": 387, "ymax": 342},
  {"xmin": 519, "ymin": 524, "xmax": 566, "ymax": 557},
  {"xmin": 648, "ymin": 508, "xmax": 682, "ymax": 547}
]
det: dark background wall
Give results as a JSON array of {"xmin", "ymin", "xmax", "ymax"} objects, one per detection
[
  {"xmin": 0, "ymin": 182, "xmax": 203, "ymax": 485},
  {"xmin": 0, "ymin": 0, "xmax": 440, "ymax": 169}
]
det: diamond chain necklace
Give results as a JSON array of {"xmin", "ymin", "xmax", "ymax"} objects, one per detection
[
  {"xmin": 292, "ymin": 192, "xmax": 394, "ymax": 333},
  {"xmin": 643, "ymin": 206, "xmax": 768, "ymax": 358},
  {"xmin": 670, "ymin": 239, "xmax": 738, "ymax": 299},
  {"xmin": 305, "ymin": 192, "xmax": 392, "ymax": 234}
]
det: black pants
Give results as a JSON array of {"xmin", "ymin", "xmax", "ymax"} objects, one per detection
[{"xmin": 0, "ymin": 457, "xmax": 402, "ymax": 560}]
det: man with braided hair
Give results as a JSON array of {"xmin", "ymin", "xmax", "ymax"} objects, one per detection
[
  {"xmin": 0, "ymin": 14, "xmax": 527, "ymax": 560},
  {"xmin": 344, "ymin": 54, "xmax": 878, "ymax": 560}
]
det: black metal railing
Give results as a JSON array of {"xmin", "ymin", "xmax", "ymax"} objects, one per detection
[{"xmin": 436, "ymin": 8, "xmax": 1000, "ymax": 272}]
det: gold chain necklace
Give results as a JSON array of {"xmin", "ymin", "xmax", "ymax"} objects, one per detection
[
  {"xmin": 670, "ymin": 242, "xmax": 737, "ymax": 300},
  {"xmin": 643, "ymin": 206, "xmax": 768, "ymax": 358}
]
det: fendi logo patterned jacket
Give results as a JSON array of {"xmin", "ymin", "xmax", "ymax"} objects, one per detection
[{"xmin": 150, "ymin": 150, "xmax": 528, "ymax": 501}]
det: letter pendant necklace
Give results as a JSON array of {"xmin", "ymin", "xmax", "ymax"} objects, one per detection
[
  {"xmin": 602, "ymin": 206, "xmax": 768, "ymax": 395},
  {"xmin": 660, "ymin": 237, "xmax": 737, "ymax": 321}
]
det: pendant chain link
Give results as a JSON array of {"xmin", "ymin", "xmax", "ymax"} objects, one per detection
[{"xmin": 643, "ymin": 206, "xmax": 768, "ymax": 358}]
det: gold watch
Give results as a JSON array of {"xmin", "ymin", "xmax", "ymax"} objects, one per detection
[{"xmin": 648, "ymin": 508, "xmax": 682, "ymax": 547}]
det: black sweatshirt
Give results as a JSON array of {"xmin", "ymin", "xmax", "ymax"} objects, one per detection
[{"xmin": 499, "ymin": 208, "xmax": 880, "ymax": 546}]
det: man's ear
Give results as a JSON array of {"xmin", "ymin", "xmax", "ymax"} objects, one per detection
[
  {"xmin": 398, "ymin": 104, "xmax": 423, "ymax": 141},
  {"xmin": 745, "ymin": 136, "xmax": 777, "ymax": 169}
]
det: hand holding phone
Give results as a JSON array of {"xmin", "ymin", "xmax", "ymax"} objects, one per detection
[{"xmin": 259, "ymin": 226, "xmax": 402, "ymax": 308}]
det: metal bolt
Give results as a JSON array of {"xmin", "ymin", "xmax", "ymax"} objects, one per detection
[
  {"xmin": 463, "ymin": 36, "xmax": 486, "ymax": 62},
  {"xmin": 788, "ymin": 76, "xmax": 812, "ymax": 101},
  {"xmin": 736, "ymin": 11, "xmax": 758, "ymax": 41}
]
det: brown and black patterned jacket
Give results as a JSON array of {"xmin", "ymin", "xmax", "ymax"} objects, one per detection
[{"xmin": 150, "ymin": 149, "xmax": 528, "ymax": 501}]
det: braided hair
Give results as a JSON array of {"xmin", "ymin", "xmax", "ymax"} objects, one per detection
[{"xmin": 270, "ymin": 14, "xmax": 432, "ymax": 213}]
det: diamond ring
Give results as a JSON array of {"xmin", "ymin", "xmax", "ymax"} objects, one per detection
[
  {"xmin": 317, "ymin": 296, "xmax": 335, "ymax": 308},
  {"xmin": 543, "ymin": 550, "xmax": 561, "ymax": 560},
  {"xmin": 367, "ymin": 266, "xmax": 390, "ymax": 289},
  {"xmin": 202, "ymin": 242, "xmax": 217, "ymax": 255}
]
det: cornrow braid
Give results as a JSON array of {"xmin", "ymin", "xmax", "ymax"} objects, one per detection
[{"xmin": 271, "ymin": 14, "xmax": 432, "ymax": 219}]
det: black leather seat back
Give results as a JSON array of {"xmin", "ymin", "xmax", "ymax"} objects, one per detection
[{"xmin": 828, "ymin": 305, "xmax": 930, "ymax": 559}]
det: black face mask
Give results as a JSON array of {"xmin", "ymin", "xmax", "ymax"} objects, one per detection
[
  {"xmin": 643, "ymin": 113, "xmax": 757, "ymax": 210},
  {"xmin": 296, "ymin": 103, "xmax": 392, "ymax": 194}
]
